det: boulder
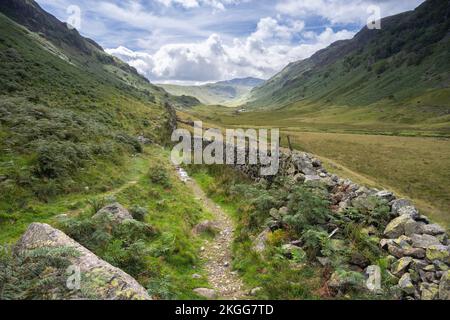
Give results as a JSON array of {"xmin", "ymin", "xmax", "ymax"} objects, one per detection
[
  {"xmin": 421, "ymin": 224, "xmax": 446, "ymax": 236},
  {"xmin": 420, "ymin": 283, "xmax": 439, "ymax": 300},
  {"xmin": 365, "ymin": 265, "xmax": 382, "ymax": 293},
  {"xmin": 426, "ymin": 245, "xmax": 449, "ymax": 263},
  {"xmin": 404, "ymin": 220, "xmax": 422, "ymax": 237},
  {"xmin": 391, "ymin": 257, "xmax": 413, "ymax": 276},
  {"xmin": 328, "ymin": 270, "xmax": 364, "ymax": 293},
  {"xmin": 410, "ymin": 234, "xmax": 442, "ymax": 249},
  {"xmin": 390, "ymin": 199, "xmax": 412, "ymax": 215},
  {"xmin": 403, "ymin": 247, "xmax": 426, "ymax": 259},
  {"xmin": 398, "ymin": 273, "xmax": 415, "ymax": 295},
  {"xmin": 434, "ymin": 260, "xmax": 449, "ymax": 272},
  {"xmin": 14, "ymin": 223, "xmax": 151, "ymax": 300},
  {"xmin": 397, "ymin": 206, "xmax": 419, "ymax": 219},
  {"xmin": 383, "ymin": 215, "xmax": 415, "ymax": 239},
  {"xmin": 92, "ymin": 203, "xmax": 133, "ymax": 225},
  {"xmin": 193, "ymin": 288, "xmax": 217, "ymax": 300}
]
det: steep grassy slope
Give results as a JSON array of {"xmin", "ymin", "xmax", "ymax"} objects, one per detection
[
  {"xmin": 160, "ymin": 77, "xmax": 264, "ymax": 107},
  {"xmin": 0, "ymin": 0, "xmax": 195, "ymax": 214},
  {"xmin": 245, "ymin": 0, "xmax": 450, "ymax": 129}
]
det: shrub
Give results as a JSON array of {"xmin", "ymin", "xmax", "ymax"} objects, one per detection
[
  {"xmin": 115, "ymin": 133, "xmax": 142, "ymax": 153},
  {"xmin": 32, "ymin": 141, "xmax": 90, "ymax": 179},
  {"xmin": 284, "ymin": 186, "xmax": 331, "ymax": 235},
  {"xmin": 301, "ymin": 227, "xmax": 329, "ymax": 258},
  {"xmin": 130, "ymin": 205, "xmax": 148, "ymax": 221},
  {"xmin": 149, "ymin": 165, "xmax": 171, "ymax": 188},
  {"xmin": 0, "ymin": 246, "xmax": 79, "ymax": 300}
]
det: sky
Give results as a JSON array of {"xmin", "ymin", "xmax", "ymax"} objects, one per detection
[{"xmin": 36, "ymin": 0, "xmax": 425, "ymax": 84}]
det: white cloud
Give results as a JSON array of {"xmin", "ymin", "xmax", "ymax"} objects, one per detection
[
  {"xmin": 251, "ymin": 17, "xmax": 305, "ymax": 41},
  {"xmin": 276, "ymin": 0, "xmax": 425, "ymax": 24},
  {"xmin": 156, "ymin": 0, "xmax": 246, "ymax": 11},
  {"xmin": 106, "ymin": 17, "xmax": 354, "ymax": 83}
]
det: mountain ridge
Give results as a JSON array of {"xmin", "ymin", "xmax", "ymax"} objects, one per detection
[
  {"xmin": 244, "ymin": 0, "xmax": 450, "ymax": 122},
  {"xmin": 160, "ymin": 77, "xmax": 264, "ymax": 107}
]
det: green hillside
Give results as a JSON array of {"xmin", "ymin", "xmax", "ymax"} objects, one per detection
[
  {"xmin": 0, "ymin": 0, "xmax": 194, "ymax": 212},
  {"xmin": 245, "ymin": 0, "xmax": 450, "ymax": 132},
  {"xmin": 160, "ymin": 77, "xmax": 264, "ymax": 107}
]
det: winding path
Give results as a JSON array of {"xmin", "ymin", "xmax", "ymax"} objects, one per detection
[{"xmin": 186, "ymin": 177, "xmax": 249, "ymax": 300}]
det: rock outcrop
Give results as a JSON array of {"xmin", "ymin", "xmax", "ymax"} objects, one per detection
[{"xmin": 15, "ymin": 223, "xmax": 151, "ymax": 300}]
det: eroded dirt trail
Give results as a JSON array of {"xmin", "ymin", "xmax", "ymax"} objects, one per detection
[{"xmin": 185, "ymin": 177, "xmax": 249, "ymax": 300}]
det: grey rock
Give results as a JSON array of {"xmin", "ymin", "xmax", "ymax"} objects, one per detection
[
  {"xmin": 383, "ymin": 215, "xmax": 415, "ymax": 239},
  {"xmin": 365, "ymin": 265, "xmax": 382, "ymax": 293},
  {"xmin": 391, "ymin": 257, "xmax": 413, "ymax": 276},
  {"xmin": 193, "ymin": 288, "xmax": 217, "ymax": 300},
  {"xmin": 380, "ymin": 238, "xmax": 395, "ymax": 249},
  {"xmin": 433, "ymin": 260, "xmax": 449, "ymax": 271},
  {"xmin": 439, "ymin": 270, "xmax": 450, "ymax": 300},
  {"xmin": 304, "ymin": 175, "xmax": 321, "ymax": 184},
  {"xmin": 398, "ymin": 273, "xmax": 415, "ymax": 295},
  {"xmin": 253, "ymin": 229, "xmax": 271, "ymax": 253},
  {"xmin": 421, "ymin": 224, "xmax": 446, "ymax": 236},
  {"xmin": 390, "ymin": 199, "xmax": 412, "ymax": 215},
  {"xmin": 15, "ymin": 223, "xmax": 151, "ymax": 300},
  {"xmin": 192, "ymin": 274, "xmax": 202, "ymax": 279},
  {"xmin": 403, "ymin": 247, "xmax": 426, "ymax": 259},
  {"xmin": 404, "ymin": 220, "xmax": 422, "ymax": 237},
  {"xmin": 317, "ymin": 256, "xmax": 331, "ymax": 267},
  {"xmin": 398, "ymin": 206, "xmax": 419, "ymax": 219},
  {"xmin": 425, "ymin": 245, "xmax": 449, "ymax": 263},
  {"xmin": 376, "ymin": 190, "xmax": 395, "ymax": 202},
  {"xmin": 249, "ymin": 287, "xmax": 263, "ymax": 296},
  {"xmin": 410, "ymin": 234, "xmax": 441, "ymax": 249},
  {"xmin": 92, "ymin": 203, "xmax": 133, "ymax": 225},
  {"xmin": 420, "ymin": 283, "xmax": 439, "ymax": 300}
]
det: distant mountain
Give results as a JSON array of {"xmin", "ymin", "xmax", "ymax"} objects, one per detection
[
  {"xmin": 0, "ymin": 0, "xmax": 196, "ymax": 207},
  {"xmin": 160, "ymin": 77, "xmax": 264, "ymax": 107},
  {"xmin": 245, "ymin": 0, "xmax": 450, "ymax": 129}
]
